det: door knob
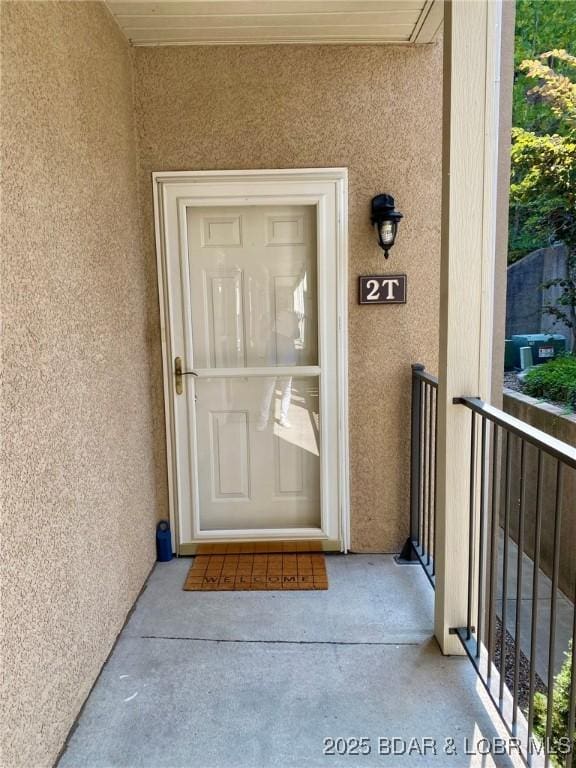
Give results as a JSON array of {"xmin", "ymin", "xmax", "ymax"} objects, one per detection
[{"xmin": 174, "ymin": 357, "xmax": 198, "ymax": 395}]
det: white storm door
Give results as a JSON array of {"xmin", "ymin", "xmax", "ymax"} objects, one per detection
[
  {"xmin": 189, "ymin": 204, "xmax": 321, "ymax": 532},
  {"xmin": 155, "ymin": 170, "xmax": 348, "ymax": 547}
]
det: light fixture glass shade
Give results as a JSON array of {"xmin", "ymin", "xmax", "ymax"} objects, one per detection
[{"xmin": 379, "ymin": 221, "xmax": 395, "ymax": 245}]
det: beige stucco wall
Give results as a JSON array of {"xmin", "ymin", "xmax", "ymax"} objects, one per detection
[
  {"xmin": 134, "ymin": 43, "xmax": 443, "ymax": 552},
  {"xmin": 0, "ymin": 3, "xmax": 159, "ymax": 766}
]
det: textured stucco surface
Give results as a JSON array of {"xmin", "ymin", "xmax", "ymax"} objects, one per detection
[
  {"xmin": 0, "ymin": 3, "xmax": 159, "ymax": 766},
  {"xmin": 134, "ymin": 43, "xmax": 443, "ymax": 552}
]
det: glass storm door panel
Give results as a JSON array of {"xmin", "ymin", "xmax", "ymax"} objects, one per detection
[
  {"xmin": 186, "ymin": 205, "xmax": 321, "ymax": 532},
  {"xmin": 194, "ymin": 377, "xmax": 320, "ymax": 530}
]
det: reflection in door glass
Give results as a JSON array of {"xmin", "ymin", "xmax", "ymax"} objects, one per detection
[
  {"xmin": 187, "ymin": 205, "xmax": 318, "ymax": 368},
  {"xmin": 195, "ymin": 377, "xmax": 321, "ymax": 531}
]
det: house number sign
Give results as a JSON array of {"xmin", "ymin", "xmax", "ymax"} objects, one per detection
[{"xmin": 359, "ymin": 274, "xmax": 407, "ymax": 305}]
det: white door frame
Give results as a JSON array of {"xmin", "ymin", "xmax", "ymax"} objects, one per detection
[{"xmin": 153, "ymin": 168, "xmax": 349, "ymax": 554}]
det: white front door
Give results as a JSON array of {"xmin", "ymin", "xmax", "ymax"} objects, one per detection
[{"xmin": 154, "ymin": 169, "xmax": 348, "ymax": 552}]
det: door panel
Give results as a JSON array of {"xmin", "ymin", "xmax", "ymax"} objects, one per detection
[
  {"xmin": 206, "ymin": 271, "xmax": 245, "ymax": 368},
  {"xmin": 195, "ymin": 376, "xmax": 321, "ymax": 531},
  {"xmin": 188, "ymin": 205, "xmax": 318, "ymax": 370}
]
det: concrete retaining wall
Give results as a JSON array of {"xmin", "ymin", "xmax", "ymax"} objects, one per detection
[{"xmin": 506, "ymin": 244, "xmax": 572, "ymax": 345}]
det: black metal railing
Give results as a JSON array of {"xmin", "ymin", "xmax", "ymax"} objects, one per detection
[
  {"xmin": 454, "ymin": 396, "xmax": 576, "ymax": 767},
  {"xmin": 399, "ymin": 363, "xmax": 438, "ymax": 586}
]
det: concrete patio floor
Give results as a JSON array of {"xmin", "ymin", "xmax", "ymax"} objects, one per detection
[{"xmin": 58, "ymin": 555, "xmax": 525, "ymax": 768}]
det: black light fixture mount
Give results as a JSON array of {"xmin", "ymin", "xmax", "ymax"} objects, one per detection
[{"xmin": 371, "ymin": 194, "xmax": 403, "ymax": 258}]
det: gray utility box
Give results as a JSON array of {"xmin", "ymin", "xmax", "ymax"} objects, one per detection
[{"xmin": 508, "ymin": 334, "xmax": 566, "ymax": 369}]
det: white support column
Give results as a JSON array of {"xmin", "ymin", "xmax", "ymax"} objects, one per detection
[{"xmin": 435, "ymin": 0, "xmax": 503, "ymax": 655}]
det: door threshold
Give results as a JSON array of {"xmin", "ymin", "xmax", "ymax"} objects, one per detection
[{"xmin": 178, "ymin": 539, "xmax": 342, "ymax": 556}]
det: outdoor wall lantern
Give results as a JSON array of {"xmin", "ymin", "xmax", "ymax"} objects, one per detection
[{"xmin": 371, "ymin": 194, "xmax": 403, "ymax": 258}]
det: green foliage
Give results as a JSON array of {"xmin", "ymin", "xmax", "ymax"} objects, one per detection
[
  {"xmin": 520, "ymin": 50, "xmax": 576, "ymax": 128},
  {"xmin": 513, "ymin": 1, "xmax": 576, "ymax": 135},
  {"xmin": 522, "ymin": 355, "xmax": 576, "ymax": 406},
  {"xmin": 533, "ymin": 642, "xmax": 574, "ymax": 767},
  {"xmin": 509, "ymin": 38, "xmax": 576, "ymax": 347},
  {"xmin": 509, "ymin": 2, "xmax": 576, "ymax": 262},
  {"xmin": 509, "ymin": 50, "xmax": 576, "ymax": 261},
  {"xmin": 510, "ymin": 128, "xmax": 576, "ymax": 244}
]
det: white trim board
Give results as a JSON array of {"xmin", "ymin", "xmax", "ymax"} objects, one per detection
[{"xmin": 153, "ymin": 168, "xmax": 349, "ymax": 553}]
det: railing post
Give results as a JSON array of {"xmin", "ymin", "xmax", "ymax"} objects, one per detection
[{"xmin": 399, "ymin": 364, "xmax": 424, "ymax": 562}]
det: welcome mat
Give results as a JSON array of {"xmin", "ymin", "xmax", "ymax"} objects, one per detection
[{"xmin": 183, "ymin": 552, "xmax": 328, "ymax": 591}]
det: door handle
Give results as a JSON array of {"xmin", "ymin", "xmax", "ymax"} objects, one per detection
[{"xmin": 174, "ymin": 356, "xmax": 198, "ymax": 395}]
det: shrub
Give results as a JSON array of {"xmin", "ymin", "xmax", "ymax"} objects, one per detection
[
  {"xmin": 522, "ymin": 355, "xmax": 576, "ymax": 407},
  {"xmin": 533, "ymin": 642, "xmax": 574, "ymax": 767}
]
